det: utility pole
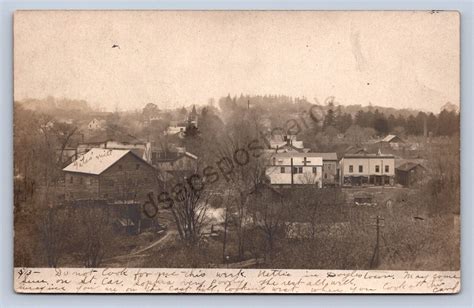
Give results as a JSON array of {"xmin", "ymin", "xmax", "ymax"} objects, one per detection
[
  {"xmin": 290, "ymin": 157, "xmax": 294, "ymax": 186},
  {"xmin": 370, "ymin": 215, "xmax": 385, "ymax": 269}
]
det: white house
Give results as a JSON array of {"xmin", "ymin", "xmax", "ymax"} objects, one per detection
[
  {"xmin": 166, "ymin": 121, "xmax": 187, "ymax": 136},
  {"xmin": 339, "ymin": 152, "xmax": 395, "ymax": 186},
  {"xmin": 265, "ymin": 153, "xmax": 323, "ymax": 187}
]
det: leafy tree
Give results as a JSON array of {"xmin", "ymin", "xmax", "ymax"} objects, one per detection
[
  {"xmin": 323, "ymin": 108, "xmax": 336, "ymax": 130},
  {"xmin": 373, "ymin": 114, "xmax": 389, "ymax": 135}
]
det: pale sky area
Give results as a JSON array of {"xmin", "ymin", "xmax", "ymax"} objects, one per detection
[{"xmin": 14, "ymin": 11, "xmax": 459, "ymax": 113}]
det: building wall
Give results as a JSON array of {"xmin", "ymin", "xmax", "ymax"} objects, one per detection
[
  {"xmin": 99, "ymin": 153, "xmax": 159, "ymax": 202},
  {"xmin": 340, "ymin": 157, "xmax": 395, "ymax": 178},
  {"xmin": 64, "ymin": 173, "xmax": 99, "ymax": 200},
  {"xmin": 396, "ymin": 167, "xmax": 425, "ymax": 187},
  {"xmin": 266, "ymin": 155, "xmax": 323, "ymax": 187},
  {"xmin": 322, "ymin": 161, "xmax": 338, "ymax": 185},
  {"xmin": 64, "ymin": 153, "xmax": 159, "ymax": 202},
  {"xmin": 266, "ymin": 165, "xmax": 323, "ymax": 186},
  {"xmin": 340, "ymin": 156, "xmax": 395, "ymax": 186}
]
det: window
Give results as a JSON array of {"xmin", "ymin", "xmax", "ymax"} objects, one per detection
[
  {"xmin": 79, "ymin": 177, "xmax": 83, "ymax": 185},
  {"xmin": 385, "ymin": 165, "xmax": 389, "ymax": 173},
  {"xmin": 272, "ymin": 157, "xmax": 276, "ymax": 166},
  {"xmin": 280, "ymin": 167, "xmax": 285, "ymax": 173},
  {"xmin": 349, "ymin": 165, "xmax": 353, "ymax": 173},
  {"xmin": 136, "ymin": 164, "xmax": 140, "ymax": 170},
  {"xmin": 359, "ymin": 165, "xmax": 363, "ymax": 173},
  {"xmin": 375, "ymin": 165, "xmax": 380, "ymax": 173},
  {"xmin": 312, "ymin": 167, "xmax": 317, "ymax": 174},
  {"xmin": 118, "ymin": 164, "xmax": 123, "ymax": 171},
  {"xmin": 293, "ymin": 167, "xmax": 303, "ymax": 174},
  {"xmin": 69, "ymin": 175, "xmax": 73, "ymax": 184},
  {"xmin": 325, "ymin": 174, "xmax": 328, "ymax": 179}
]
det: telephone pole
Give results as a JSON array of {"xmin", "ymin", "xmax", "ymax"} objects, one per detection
[{"xmin": 370, "ymin": 215, "xmax": 384, "ymax": 268}]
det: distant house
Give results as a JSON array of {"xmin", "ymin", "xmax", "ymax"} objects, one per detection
[
  {"xmin": 269, "ymin": 134, "xmax": 305, "ymax": 150},
  {"xmin": 267, "ymin": 134, "xmax": 311, "ymax": 153},
  {"xmin": 266, "ymin": 153, "xmax": 323, "ymax": 187},
  {"xmin": 63, "ymin": 148, "xmax": 159, "ymax": 202},
  {"xmin": 380, "ymin": 134, "xmax": 404, "ymax": 150},
  {"xmin": 395, "ymin": 162, "xmax": 426, "ymax": 187},
  {"xmin": 339, "ymin": 152, "xmax": 395, "ymax": 186},
  {"xmin": 152, "ymin": 148, "xmax": 198, "ymax": 172},
  {"xmin": 166, "ymin": 121, "xmax": 187, "ymax": 136},
  {"xmin": 87, "ymin": 118, "xmax": 105, "ymax": 130}
]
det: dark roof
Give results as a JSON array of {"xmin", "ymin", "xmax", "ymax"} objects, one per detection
[
  {"xmin": 272, "ymin": 152, "xmax": 336, "ymax": 159},
  {"xmin": 310, "ymin": 153, "xmax": 338, "ymax": 161},
  {"xmin": 344, "ymin": 145, "xmax": 368, "ymax": 154},
  {"xmin": 343, "ymin": 153, "xmax": 395, "ymax": 159},
  {"xmin": 396, "ymin": 162, "xmax": 426, "ymax": 172}
]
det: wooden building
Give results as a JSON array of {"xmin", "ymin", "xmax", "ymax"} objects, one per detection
[
  {"xmin": 265, "ymin": 153, "xmax": 323, "ymax": 187},
  {"xmin": 339, "ymin": 152, "xmax": 395, "ymax": 186},
  {"xmin": 395, "ymin": 162, "xmax": 426, "ymax": 187},
  {"xmin": 312, "ymin": 153, "xmax": 338, "ymax": 187},
  {"xmin": 63, "ymin": 148, "xmax": 159, "ymax": 202},
  {"xmin": 152, "ymin": 149, "xmax": 198, "ymax": 172}
]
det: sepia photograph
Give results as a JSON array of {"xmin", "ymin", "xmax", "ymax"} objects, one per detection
[{"xmin": 13, "ymin": 10, "xmax": 460, "ymax": 294}]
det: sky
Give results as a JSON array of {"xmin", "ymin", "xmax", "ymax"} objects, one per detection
[{"xmin": 14, "ymin": 11, "xmax": 460, "ymax": 113}]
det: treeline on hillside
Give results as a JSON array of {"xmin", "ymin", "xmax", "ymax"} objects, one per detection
[
  {"xmin": 323, "ymin": 105, "xmax": 459, "ymax": 137},
  {"xmin": 217, "ymin": 94, "xmax": 459, "ymax": 137}
]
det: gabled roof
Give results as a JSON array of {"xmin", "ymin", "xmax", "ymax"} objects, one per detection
[
  {"xmin": 382, "ymin": 134, "xmax": 404, "ymax": 143},
  {"xmin": 396, "ymin": 162, "xmax": 426, "ymax": 172},
  {"xmin": 344, "ymin": 145, "xmax": 368, "ymax": 154},
  {"xmin": 63, "ymin": 148, "xmax": 130, "ymax": 175}
]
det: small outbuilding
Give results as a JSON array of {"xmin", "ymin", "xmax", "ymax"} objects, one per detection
[{"xmin": 395, "ymin": 162, "xmax": 426, "ymax": 187}]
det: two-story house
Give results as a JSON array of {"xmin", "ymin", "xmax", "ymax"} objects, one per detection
[
  {"xmin": 339, "ymin": 152, "xmax": 395, "ymax": 186},
  {"xmin": 265, "ymin": 153, "xmax": 323, "ymax": 187}
]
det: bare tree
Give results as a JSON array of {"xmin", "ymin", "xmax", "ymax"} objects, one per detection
[
  {"xmin": 73, "ymin": 202, "xmax": 113, "ymax": 268},
  {"xmin": 39, "ymin": 205, "xmax": 71, "ymax": 267},
  {"xmin": 169, "ymin": 177, "xmax": 211, "ymax": 246},
  {"xmin": 251, "ymin": 186, "xmax": 289, "ymax": 261}
]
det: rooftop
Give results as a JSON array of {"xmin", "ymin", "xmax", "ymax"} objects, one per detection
[
  {"xmin": 343, "ymin": 153, "xmax": 395, "ymax": 159},
  {"xmin": 63, "ymin": 148, "xmax": 131, "ymax": 175},
  {"xmin": 396, "ymin": 162, "xmax": 426, "ymax": 172},
  {"xmin": 382, "ymin": 134, "xmax": 404, "ymax": 143},
  {"xmin": 271, "ymin": 152, "xmax": 337, "ymax": 160}
]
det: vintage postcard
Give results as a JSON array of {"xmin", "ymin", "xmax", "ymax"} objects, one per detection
[{"xmin": 13, "ymin": 11, "xmax": 460, "ymax": 294}]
